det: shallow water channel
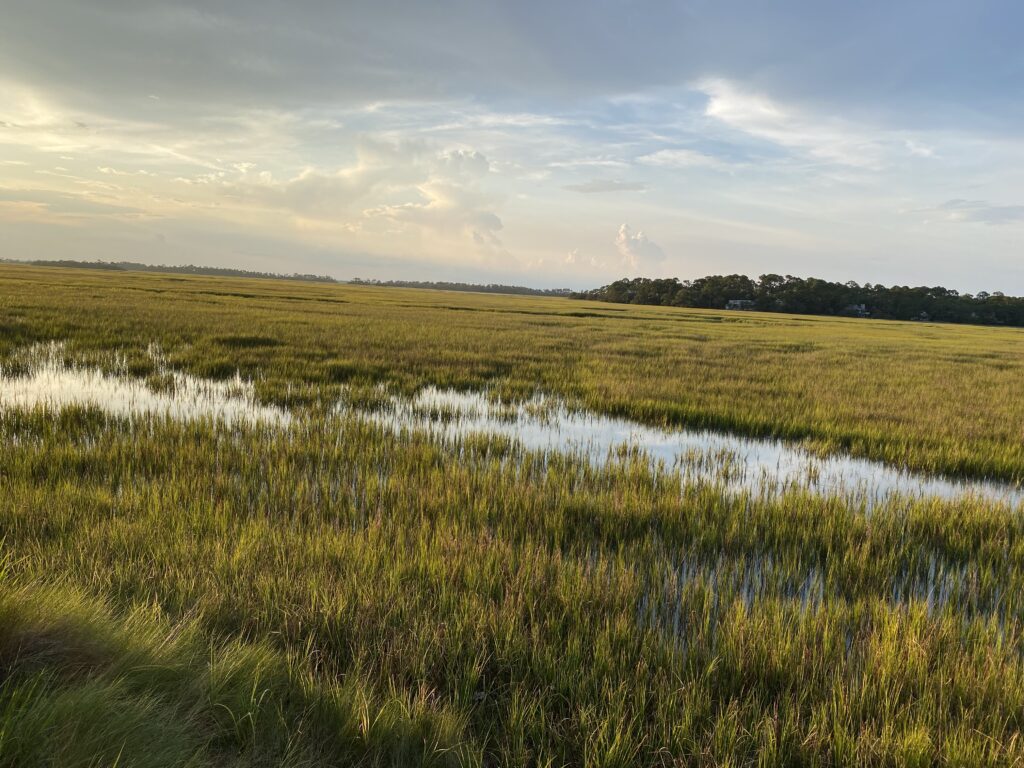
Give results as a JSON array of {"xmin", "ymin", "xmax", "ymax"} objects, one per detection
[
  {"xmin": 0, "ymin": 348, "xmax": 290, "ymax": 426},
  {"xmin": 366, "ymin": 387, "xmax": 1024, "ymax": 507},
  {"xmin": 2, "ymin": 347, "xmax": 1021, "ymax": 507}
]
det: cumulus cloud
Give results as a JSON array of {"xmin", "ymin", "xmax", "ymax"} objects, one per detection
[
  {"xmin": 563, "ymin": 179, "xmax": 647, "ymax": 193},
  {"xmin": 366, "ymin": 181, "xmax": 506, "ymax": 253},
  {"xmin": 360, "ymin": 148, "xmax": 506, "ymax": 256},
  {"xmin": 615, "ymin": 223, "xmax": 665, "ymax": 269}
]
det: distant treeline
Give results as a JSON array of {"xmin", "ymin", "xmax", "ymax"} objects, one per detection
[
  {"xmin": 352, "ymin": 278, "xmax": 574, "ymax": 296},
  {"xmin": 3, "ymin": 260, "xmax": 575, "ymax": 296},
  {"xmin": 2, "ymin": 259, "xmax": 338, "ymax": 283},
  {"xmin": 576, "ymin": 274, "xmax": 1024, "ymax": 326}
]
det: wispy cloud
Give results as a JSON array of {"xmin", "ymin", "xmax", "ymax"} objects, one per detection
[
  {"xmin": 563, "ymin": 179, "xmax": 647, "ymax": 193},
  {"xmin": 636, "ymin": 148, "xmax": 730, "ymax": 170},
  {"xmin": 905, "ymin": 140, "xmax": 935, "ymax": 158},
  {"xmin": 219, "ymin": 139, "xmax": 428, "ymax": 216},
  {"xmin": 0, "ymin": 187, "xmax": 147, "ymax": 220},
  {"xmin": 698, "ymin": 78, "xmax": 885, "ymax": 168},
  {"xmin": 934, "ymin": 199, "xmax": 1024, "ymax": 225}
]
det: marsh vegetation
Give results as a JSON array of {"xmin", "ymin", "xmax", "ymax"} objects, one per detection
[{"xmin": 3, "ymin": 264, "xmax": 1024, "ymax": 766}]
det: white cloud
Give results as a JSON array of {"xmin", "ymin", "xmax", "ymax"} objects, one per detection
[
  {"xmin": 0, "ymin": 187, "xmax": 147, "ymax": 219},
  {"xmin": 348, "ymin": 145, "xmax": 507, "ymax": 256},
  {"xmin": 615, "ymin": 223, "xmax": 665, "ymax": 269},
  {"xmin": 219, "ymin": 141, "xmax": 414, "ymax": 217},
  {"xmin": 0, "ymin": 79, "xmax": 512, "ymax": 264},
  {"xmin": 565, "ymin": 247, "xmax": 601, "ymax": 267},
  {"xmin": 698, "ymin": 78, "xmax": 884, "ymax": 168},
  {"xmin": 447, "ymin": 112, "xmax": 571, "ymax": 130},
  {"xmin": 0, "ymin": 80, "xmax": 257, "ymax": 169},
  {"xmin": 219, "ymin": 140, "xmax": 502, "ymax": 253},
  {"xmin": 547, "ymin": 157, "xmax": 630, "ymax": 170},
  {"xmin": 366, "ymin": 180, "xmax": 506, "ymax": 255},
  {"xmin": 98, "ymin": 166, "xmax": 157, "ymax": 177},
  {"xmin": 905, "ymin": 139, "xmax": 935, "ymax": 158},
  {"xmin": 563, "ymin": 179, "xmax": 647, "ymax": 193},
  {"xmin": 637, "ymin": 148, "xmax": 729, "ymax": 170},
  {"xmin": 435, "ymin": 148, "xmax": 491, "ymax": 177}
]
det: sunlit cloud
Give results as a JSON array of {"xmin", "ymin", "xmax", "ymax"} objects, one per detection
[
  {"xmin": 615, "ymin": 224, "xmax": 665, "ymax": 270},
  {"xmin": 697, "ymin": 78, "xmax": 888, "ymax": 168}
]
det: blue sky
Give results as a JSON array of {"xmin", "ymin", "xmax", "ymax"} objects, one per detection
[{"xmin": 1, "ymin": 1, "xmax": 1022, "ymax": 290}]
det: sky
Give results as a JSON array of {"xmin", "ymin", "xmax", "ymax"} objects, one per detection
[{"xmin": 1, "ymin": 1, "xmax": 1023, "ymax": 291}]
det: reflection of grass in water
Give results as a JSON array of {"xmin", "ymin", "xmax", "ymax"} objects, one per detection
[
  {"xmin": 343, "ymin": 385, "xmax": 394, "ymax": 414},
  {"xmin": 0, "ymin": 359, "xmax": 31, "ymax": 379},
  {"xmin": 521, "ymin": 396, "xmax": 560, "ymax": 425},
  {"xmin": 485, "ymin": 398, "xmax": 520, "ymax": 425},
  {"xmin": 143, "ymin": 371, "xmax": 177, "ymax": 394},
  {"xmin": 675, "ymin": 447, "xmax": 746, "ymax": 484},
  {"xmin": 423, "ymin": 403, "xmax": 463, "ymax": 424}
]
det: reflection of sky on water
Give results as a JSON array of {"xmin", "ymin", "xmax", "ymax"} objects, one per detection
[
  {"xmin": 3, "ymin": 346, "xmax": 1020, "ymax": 508},
  {"xmin": 1, "ymin": 348, "xmax": 289, "ymax": 426},
  {"xmin": 364, "ymin": 387, "xmax": 1023, "ymax": 508}
]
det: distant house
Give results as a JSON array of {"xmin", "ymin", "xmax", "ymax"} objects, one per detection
[
  {"xmin": 725, "ymin": 299, "xmax": 756, "ymax": 310},
  {"xmin": 841, "ymin": 303, "xmax": 869, "ymax": 318}
]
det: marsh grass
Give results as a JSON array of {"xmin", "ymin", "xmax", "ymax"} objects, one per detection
[{"xmin": 3, "ymin": 264, "xmax": 1024, "ymax": 765}]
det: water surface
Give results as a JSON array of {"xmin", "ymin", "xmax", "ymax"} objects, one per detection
[
  {"xmin": 363, "ymin": 387, "xmax": 1024, "ymax": 507},
  {"xmin": 2, "ymin": 345, "xmax": 1020, "ymax": 507},
  {"xmin": 0, "ymin": 344, "xmax": 289, "ymax": 426}
]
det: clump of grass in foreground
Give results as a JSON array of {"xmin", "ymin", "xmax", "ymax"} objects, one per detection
[{"xmin": 0, "ymin": 582, "xmax": 477, "ymax": 767}]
